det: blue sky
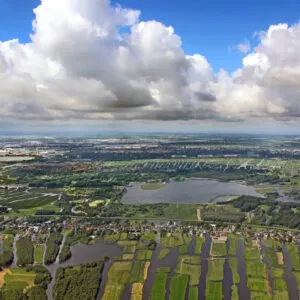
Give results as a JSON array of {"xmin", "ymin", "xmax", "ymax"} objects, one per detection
[
  {"xmin": 1, "ymin": 0, "xmax": 300, "ymax": 73},
  {"xmin": 0, "ymin": 0, "xmax": 300, "ymax": 133}
]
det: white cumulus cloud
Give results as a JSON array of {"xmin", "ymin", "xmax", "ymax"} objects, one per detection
[{"xmin": 0, "ymin": 0, "xmax": 300, "ymax": 126}]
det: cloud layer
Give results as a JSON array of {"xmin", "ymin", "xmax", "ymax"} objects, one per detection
[{"xmin": 0, "ymin": 0, "xmax": 300, "ymax": 124}]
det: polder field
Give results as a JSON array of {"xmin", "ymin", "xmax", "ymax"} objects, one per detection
[
  {"xmin": 90, "ymin": 231, "xmax": 300, "ymax": 300},
  {"xmin": 1, "ymin": 222, "xmax": 300, "ymax": 299}
]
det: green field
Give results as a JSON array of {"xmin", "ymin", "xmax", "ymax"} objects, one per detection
[
  {"xmin": 137, "ymin": 250, "xmax": 153, "ymax": 260},
  {"xmin": 231, "ymin": 284, "xmax": 238, "ymax": 300},
  {"xmin": 1, "ymin": 268, "xmax": 36, "ymax": 299},
  {"xmin": 207, "ymin": 259, "xmax": 225, "ymax": 281},
  {"xmin": 34, "ymin": 245, "xmax": 44, "ymax": 264},
  {"xmin": 194, "ymin": 237, "xmax": 205, "ymax": 254},
  {"xmin": 179, "ymin": 244, "xmax": 189, "ymax": 254},
  {"xmin": 244, "ymin": 239, "xmax": 261, "ymax": 260},
  {"xmin": 229, "ymin": 258, "xmax": 240, "ymax": 284},
  {"xmin": 211, "ymin": 240, "xmax": 227, "ymax": 257},
  {"xmin": 150, "ymin": 272, "xmax": 168, "ymax": 300},
  {"xmin": 162, "ymin": 204, "xmax": 198, "ymax": 221},
  {"xmin": 246, "ymin": 261, "xmax": 266, "ymax": 278},
  {"xmin": 205, "ymin": 281, "xmax": 222, "ymax": 300},
  {"xmin": 88, "ymin": 200, "xmax": 105, "ymax": 207},
  {"xmin": 228, "ymin": 234, "xmax": 238, "ymax": 255},
  {"xmin": 161, "ymin": 232, "xmax": 184, "ymax": 248},
  {"xmin": 104, "ymin": 233, "xmax": 120, "ymax": 243},
  {"xmin": 249, "ymin": 291, "xmax": 271, "ymax": 300},
  {"xmin": 119, "ymin": 232, "xmax": 127, "ymax": 240},
  {"xmin": 178, "ymin": 255, "xmax": 201, "ymax": 265},
  {"xmin": 156, "ymin": 267, "xmax": 171, "ymax": 273},
  {"xmin": 273, "ymin": 278, "xmax": 287, "ymax": 291},
  {"xmin": 141, "ymin": 183, "xmax": 164, "ymax": 190},
  {"xmin": 188, "ymin": 287, "xmax": 198, "ymax": 300},
  {"xmin": 102, "ymin": 261, "xmax": 132, "ymax": 300},
  {"xmin": 141, "ymin": 232, "xmax": 157, "ymax": 241},
  {"xmin": 286, "ymin": 244, "xmax": 300, "ymax": 271},
  {"xmin": 123, "ymin": 245, "xmax": 136, "ymax": 253},
  {"xmin": 117, "ymin": 240, "xmax": 137, "ymax": 247},
  {"xmin": 175, "ymin": 255, "xmax": 201, "ymax": 286},
  {"xmin": 183, "ymin": 234, "xmax": 192, "ymax": 245},
  {"xmin": 247, "ymin": 277, "xmax": 268, "ymax": 293},
  {"xmin": 271, "ymin": 268, "xmax": 284, "ymax": 278},
  {"xmin": 116, "ymin": 253, "xmax": 134, "ymax": 261},
  {"xmin": 169, "ymin": 274, "xmax": 189, "ymax": 300},
  {"xmin": 293, "ymin": 271, "xmax": 300, "ymax": 290},
  {"xmin": 263, "ymin": 239, "xmax": 283, "ymax": 269},
  {"xmin": 129, "ymin": 261, "xmax": 148, "ymax": 283},
  {"xmin": 273, "ymin": 290, "xmax": 289, "ymax": 300},
  {"xmin": 158, "ymin": 248, "xmax": 170, "ymax": 259}
]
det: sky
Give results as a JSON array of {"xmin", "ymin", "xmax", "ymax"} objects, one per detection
[{"xmin": 0, "ymin": 0, "xmax": 300, "ymax": 133}]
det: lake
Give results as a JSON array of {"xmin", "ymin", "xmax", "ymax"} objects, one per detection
[{"xmin": 121, "ymin": 179, "xmax": 263, "ymax": 204}]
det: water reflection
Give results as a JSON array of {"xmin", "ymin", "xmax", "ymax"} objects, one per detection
[{"xmin": 122, "ymin": 180, "xmax": 263, "ymax": 204}]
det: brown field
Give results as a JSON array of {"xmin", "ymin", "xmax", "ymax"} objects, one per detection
[
  {"xmin": 123, "ymin": 254, "xmax": 135, "ymax": 260},
  {"xmin": 131, "ymin": 283, "xmax": 143, "ymax": 300},
  {"xmin": 143, "ymin": 262, "xmax": 150, "ymax": 281},
  {"xmin": 277, "ymin": 252, "xmax": 284, "ymax": 265}
]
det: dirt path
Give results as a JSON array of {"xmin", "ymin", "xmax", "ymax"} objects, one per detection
[
  {"xmin": 0, "ymin": 269, "xmax": 10, "ymax": 287},
  {"xmin": 180, "ymin": 259, "xmax": 185, "ymax": 273},
  {"xmin": 265, "ymin": 265, "xmax": 272, "ymax": 296},
  {"xmin": 197, "ymin": 208, "xmax": 201, "ymax": 222}
]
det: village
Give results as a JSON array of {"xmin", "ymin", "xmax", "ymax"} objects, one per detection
[{"xmin": 1, "ymin": 215, "xmax": 299, "ymax": 252}]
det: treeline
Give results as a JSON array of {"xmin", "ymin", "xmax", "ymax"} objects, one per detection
[
  {"xmin": 59, "ymin": 231, "xmax": 75, "ymax": 263},
  {"xmin": 221, "ymin": 194, "xmax": 300, "ymax": 228},
  {"xmin": 26, "ymin": 266, "xmax": 51, "ymax": 300},
  {"xmin": 35, "ymin": 210, "xmax": 56, "ymax": 215},
  {"xmin": 27, "ymin": 286, "xmax": 47, "ymax": 300},
  {"xmin": 0, "ymin": 235, "xmax": 14, "ymax": 267},
  {"xmin": 29, "ymin": 265, "xmax": 52, "ymax": 289},
  {"xmin": 201, "ymin": 205, "xmax": 245, "ymax": 223},
  {"xmin": 44, "ymin": 232, "xmax": 63, "ymax": 265},
  {"xmin": 16, "ymin": 236, "xmax": 34, "ymax": 266},
  {"xmin": 26, "ymin": 216, "xmax": 52, "ymax": 224},
  {"xmin": 58, "ymin": 243, "xmax": 72, "ymax": 264},
  {"xmin": 220, "ymin": 195, "xmax": 263, "ymax": 212},
  {"xmin": 53, "ymin": 261, "xmax": 104, "ymax": 300}
]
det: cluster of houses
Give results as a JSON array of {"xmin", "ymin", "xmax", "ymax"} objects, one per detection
[{"xmin": 0, "ymin": 215, "xmax": 299, "ymax": 247}]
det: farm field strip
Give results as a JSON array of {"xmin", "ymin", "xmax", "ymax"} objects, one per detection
[
  {"xmin": 175, "ymin": 255, "xmax": 201, "ymax": 286},
  {"xmin": 211, "ymin": 239, "xmax": 227, "ymax": 257},
  {"xmin": 102, "ymin": 261, "xmax": 132, "ymax": 300}
]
